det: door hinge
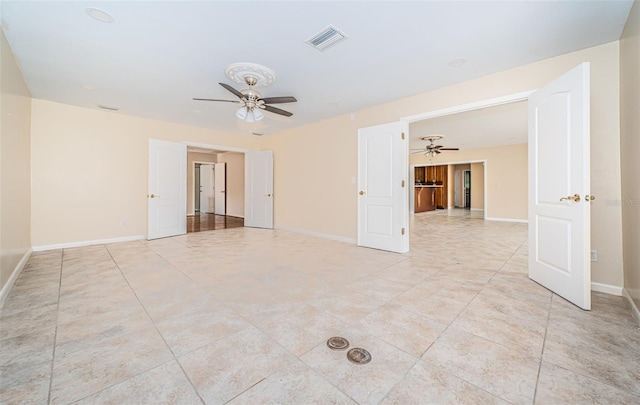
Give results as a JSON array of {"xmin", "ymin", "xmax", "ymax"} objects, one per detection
[
  {"xmin": 401, "ymin": 180, "xmax": 405, "ymax": 187},
  {"xmin": 401, "ymin": 227, "xmax": 405, "ymax": 235},
  {"xmin": 401, "ymin": 132, "xmax": 405, "ymax": 140}
]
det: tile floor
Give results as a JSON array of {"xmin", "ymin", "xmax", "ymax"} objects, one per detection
[{"xmin": 1, "ymin": 211, "xmax": 638, "ymax": 404}]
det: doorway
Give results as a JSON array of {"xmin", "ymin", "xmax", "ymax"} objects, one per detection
[
  {"xmin": 464, "ymin": 170, "xmax": 471, "ymax": 208},
  {"xmin": 188, "ymin": 148, "xmax": 244, "ymax": 233},
  {"xmin": 411, "ymin": 161, "xmax": 485, "ymax": 217}
]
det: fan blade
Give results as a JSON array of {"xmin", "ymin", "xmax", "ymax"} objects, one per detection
[
  {"xmin": 439, "ymin": 148, "xmax": 459, "ymax": 151},
  {"xmin": 193, "ymin": 98, "xmax": 240, "ymax": 103},
  {"xmin": 435, "ymin": 150, "xmax": 442, "ymax": 154},
  {"xmin": 262, "ymin": 105, "xmax": 293, "ymax": 117},
  {"xmin": 219, "ymin": 82, "xmax": 244, "ymax": 99},
  {"xmin": 411, "ymin": 151, "xmax": 426, "ymax": 154},
  {"xmin": 434, "ymin": 145, "xmax": 444, "ymax": 149},
  {"xmin": 260, "ymin": 96, "xmax": 297, "ymax": 104}
]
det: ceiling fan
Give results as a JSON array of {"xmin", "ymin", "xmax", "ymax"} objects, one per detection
[
  {"xmin": 411, "ymin": 135, "xmax": 459, "ymax": 156},
  {"xmin": 193, "ymin": 75, "xmax": 297, "ymax": 123}
]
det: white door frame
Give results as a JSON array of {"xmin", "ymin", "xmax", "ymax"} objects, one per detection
[
  {"xmin": 401, "ymin": 91, "xmax": 534, "ymax": 225},
  {"xmin": 409, "ymin": 159, "xmax": 487, "ymax": 215}
]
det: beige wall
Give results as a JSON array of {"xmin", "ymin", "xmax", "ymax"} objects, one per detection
[
  {"xmin": 217, "ymin": 152, "xmax": 244, "ymax": 218},
  {"xmin": 0, "ymin": 30, "xmax": 32, "ymax": 297},
  {"xmin": 471, "ymin": 162, "xmax": 485, "ymax": 210},
  {"xmin": 262, "ymin": 41, "xmax": 623, "ymax": 288},
  {"xmin": 620, "ymin": 0, "xmax": 640, "ymax": 312},
  {"xmin": 30, "ymin": 100, "xmax": 260, "ymax": 247},
  {"xmin": 414, "ymin": 146, "xmax": 523, "ymax": 218},
  {"xmin": 187, "ymin": 152, "xmax": 217, "ymax": 215}
]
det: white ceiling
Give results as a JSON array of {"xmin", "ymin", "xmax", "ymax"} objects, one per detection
[
  {"xmin": 409, "ymin": 100, "xmax": 529, "ymax": 152},
  {"xmin": 0, "ymin": 1, "xmax": 633, "ymax": 141}
]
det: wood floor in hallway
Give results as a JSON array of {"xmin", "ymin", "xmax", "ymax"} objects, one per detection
[{"xmin": 187, "ymin": 213, "xmax": 244, "ymax": 233}]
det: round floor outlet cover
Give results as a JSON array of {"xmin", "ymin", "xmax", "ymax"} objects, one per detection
[
  {"xmin": 347, "ymin": 348, "xmax": 372, "ymax": 365},
  {"xmin": 327, "ymin": 336, "xmax": 350, "ymax": 351}
]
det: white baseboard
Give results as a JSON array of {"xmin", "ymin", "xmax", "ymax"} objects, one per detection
[
  {"xmin": 33, "ymin": 235, "xmax": 145, "ymax": 252},
  {"xmin": 622, "ymin": 288, "xmax": 640, "ymax": 326},
  {"xmin": 0, "ymin": 248, "xmax": 33, "ymax": 307},
  {"xmin": 485, "ymin": 216, "xmax": 529, "ymax": 224},
  {"xmin": 590, "ymin": 282, "xmax": 623, "ymax": 296},
  {"xmin": 274, "ymin": 226, "xmax": 356, "ymax": 244},
  {"xmin": 470, "ymin": 208, "xmax": 484, "ymax": 212}
]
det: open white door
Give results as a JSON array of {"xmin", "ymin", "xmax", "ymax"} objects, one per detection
[
  {"xmin": 528, "ymin": 63, "xmax": 591, "ymax": 310},
  {"xmin": 214, "ymin": 162, "xmax": 226, "ymax": 215},
  {"xmin": 357, "ymin": 122, "xmax": 409, "ymax": 253},
  {"xmin": 200, "ymin": 164, "xmax": 215, "ymax": 213},
  {"xmin": 245, "ymin": 151, "xmax": 273, "ymax": 229},
  {"xmin": 148, "ymin": 139, "xmax": 187, "ymax": 240}
]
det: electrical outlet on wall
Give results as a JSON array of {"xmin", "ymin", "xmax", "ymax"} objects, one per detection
[
  {"xmin": 591, "ymin": 249, "xmax": 598, "ymax": 262},
  {"xmin": 121, "ymin": 220, "xmax": 127, "ymax": 228}
]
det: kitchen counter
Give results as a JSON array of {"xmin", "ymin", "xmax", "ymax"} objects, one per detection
[{"xmin": 415, "ymin": 186, "xmax": 436, "ymax": 212}]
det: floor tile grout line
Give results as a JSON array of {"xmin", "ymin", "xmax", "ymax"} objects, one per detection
[
  {"xmin": 405, "ymin": 244, "xmax": 537, "ymax": 403},
  {"xmin": 532, "ymin": 290, "xmax": 554, "ymax": 404},
  {"xmin": 46, "ymin": 250, "xmax": 64, "ymax": 405},
  {"xmin": 223, "ymin": 377, "xmax": 267, "ymax": 404},
  {"xmin": 104, "ymin": 244, "xmax": 208, "ymax": 405},
  {"xmin": 68, "ymin": 358, "xmax": 179, "ymax": 404},
  {"xmin": 540, "ymin": 356, "xmax": 640, "ymax": 400},
  {"xmin": 542, "ymin": 294, "xmax": 640, "ymax": 399}
]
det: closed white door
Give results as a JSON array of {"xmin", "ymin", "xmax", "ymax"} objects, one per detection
[
  {"xmin": 214, "ymin": 162, "xmax": 226, "ymax": 215},
  {"xmin": 357, "ymin": 122, "xmax": 408, "ymax": 253},
  {"xmin": 200, "ymin": 164, "xmax": 215, "ymax": 213},
  {"xmin": 528, "ymin": 63, "xmax": 591, "ymax": 310},
  {"xmin": 245, "ymin": 151, "xmax": 273, "ymax": 229},
  {"xmin": 148, "ymin": 139, "xmax": 187, "ymax": 240}
]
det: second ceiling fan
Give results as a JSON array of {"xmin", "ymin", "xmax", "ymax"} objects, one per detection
[{"xmin": 411, "ymin": 135, "xmax": 459, "ymax": 157}]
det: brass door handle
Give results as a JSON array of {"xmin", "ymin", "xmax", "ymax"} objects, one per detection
[
  {"xmin": 148, "ymin": 194, "xmax": 159, "ymax": 198},
  {"xmin": 585, "ymin": 195, "xmax": 595, "ymax": 201},
  {"xmin": 359, "ymin": 191, "xmax": 365, "ymax": 195},
  {"xmin": 265, "ymin": 194, "xmax": 271, "ymax": 197},
  {"xmin": 560, "ymin": 194, "xmax": 580, "ymax": 202}
]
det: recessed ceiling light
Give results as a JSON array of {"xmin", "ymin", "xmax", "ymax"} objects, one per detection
[
  {"xmin": 81, "ymin": 84, "xmax": 95, "ymax": 91},
  {"xmin": 448, "ymin": 58, "xmax": 467, "ymax": 68},
  {"xmin": 86, "ymin": 8, "xmax": 114, "ymax": 23}
]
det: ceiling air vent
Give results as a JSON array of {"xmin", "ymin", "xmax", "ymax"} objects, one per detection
[{"xmin": 306, "ymin": 25, "xmax": 348, "ymax": 51}]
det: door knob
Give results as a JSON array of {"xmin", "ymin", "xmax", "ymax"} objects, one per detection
[
  {"xmin": 148, "ymin": 194, "xmax": 159, "ymax": 198},
  {"xmin": 265, "ymin": 193, "xmax": 271, "ymax": 197},
  {"xmin": 560, "ymin": 194, "xmax": 580, "ymax": 202},
  {"xmin": 359, "ymin": 191, "xmax": 366, "ymax": 195},
  {"xmin": 585, "ymin": 195, "xmax": 595, "ymax": 201}
]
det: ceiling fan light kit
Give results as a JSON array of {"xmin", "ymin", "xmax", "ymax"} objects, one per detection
[{"xmin": 193, "ymin": 63, "xmax": 296, "ymax": 123}]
